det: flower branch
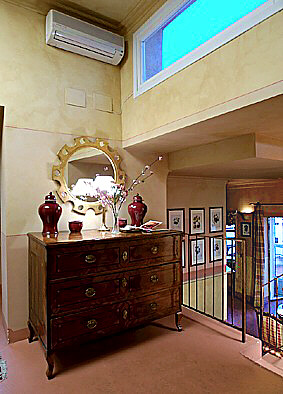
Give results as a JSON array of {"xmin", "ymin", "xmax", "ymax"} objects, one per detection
[{"xmin": 94, "ymin": 155, "xmax": 163, "ymax": 231}]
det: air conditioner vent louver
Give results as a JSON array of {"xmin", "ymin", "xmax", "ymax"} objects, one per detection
[{"xmin": 46, "ymin": 10, "xmax": 124, "ymax": 65}]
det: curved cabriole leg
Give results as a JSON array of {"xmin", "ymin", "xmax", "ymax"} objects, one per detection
[
  {"xmin": 27, "ymin": 321, "xmax": 38, "ymax": 343},
  {"xmin": 46, "ymin": 352, "xmax": 55, "ymax": 380},
  {"xmin": 175, "ymin": 311, "xmax": 183, "ymax": 332}
]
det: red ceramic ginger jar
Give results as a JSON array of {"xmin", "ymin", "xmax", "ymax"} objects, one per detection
[
  {"xmin": 38, "ymin": 192, "xmax": 62, "ymax": 237},
  {"xmin": 128, "ymin": 194, "xmax": 147, "ymax": 227}
]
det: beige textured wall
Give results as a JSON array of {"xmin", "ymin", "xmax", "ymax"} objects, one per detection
[
  {"xmin": 167, "ymin": 176, "xmax": 227, "ymax": 274},
  {"xmin": 168, "ymin": 134, "xmax": 257, "ymax": 172},
  {"xmin": 0, "ymin": 106, "xmax": 3, "ymax": 287},
  {"xmin": 0, "ymin": 1, "xmax": 121, "ymax": 139},
  {"xmin": 2, "ymin": 127, "xmax": 168, "ymax": 330},
  {"xmin": 168, "ymin": 177, "xmax": 228, "ymax": 317},
  {"xmin": 227, "ymin": 180, "xmax": 283, "ymax": 212},
  {"xmin": 121, "ymin": 11, "xmax": 283, "ymax": 141},
  {"xmin": 167, "ymin": 176, "xmax": 227, "ymax": 234},
  {"xmin": 0, "ymin": 1, "xmax": 169, "ymax": 332},
  {"xmin": 0, "ymin": 0, "xmax": 121, "ymax": 329}
]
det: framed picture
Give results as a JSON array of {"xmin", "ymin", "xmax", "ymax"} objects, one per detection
[
  {"xmin": 167, "ymin": 208, "xmax": 185, "ymax": 233},
  {"xmin": 241, "ymin": 222, "xmax": 251, "ymax": 237},
  {"xmin": 209, "ymin": 207, "xmax": 223, "ymax": 233},
  {"xmin": 182, "ymin": 240, "xmax": 186, "ymax": 268},
  {"xmin": 189, "ymin": 208, "xmax": 205, "ymax": 235},
  {"xmin": 210, "ymin": 238, "xmax": 223, "ymax": 262},
  {"xmin": 190, "ymin": 238, "xmax": 205, "ymax": 265}
]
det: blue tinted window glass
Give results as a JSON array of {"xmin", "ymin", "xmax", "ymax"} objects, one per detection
[
  {"xmin": 143, "ymin": 29, "xmax": 163, "ymax": 82},
  {"xmin": 162, "ymin": 0, "xmax": 268, "ymax": 70}
]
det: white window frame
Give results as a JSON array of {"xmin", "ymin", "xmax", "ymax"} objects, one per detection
[{"xmin": 133, "ymin": 0, "xmax": 283, "ymax": 98}]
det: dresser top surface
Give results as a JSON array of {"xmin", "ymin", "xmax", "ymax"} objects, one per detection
[{"xmin": 28, "ymin": 229, "xmax": 182, "ymax": 247}]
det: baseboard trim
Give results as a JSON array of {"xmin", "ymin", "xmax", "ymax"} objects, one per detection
[
  {"xmin": 7, "ymin": 327, "xmax": 29, "ymax": 343},
  {"xmin": 182, "ymin": 306, "xmax": 242, "ymax": 341},
  {"xmin": 1, "ymin": 311, "xmax": 28, "ymax": 343}
]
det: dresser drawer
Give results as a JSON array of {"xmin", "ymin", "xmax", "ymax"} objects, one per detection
[
  {"xmin": 49, "ymin": 275, "xmax": 123, "ymax": 315},
  {"xmin": 129, "ymin": 289, "xmax": 180, "ymax": 322},
  {"xmin": 50, "ymin": 304, "xmax": 125, "ymax": 349},
  {"xmin": 49, "ymin": 246, "xmax": 120, "ymax": 279},
  {"xmin": 128, "ymin": 263, "xmax": 180, "ymax": 297},
  {"xmin": 129, "ymin": 236, "xmax": 175, "ymax": 264}
]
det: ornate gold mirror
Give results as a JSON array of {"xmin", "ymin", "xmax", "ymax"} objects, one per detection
[{"xmin": 52, "ymin": 137, "xmax": 125, "ymax": 214}]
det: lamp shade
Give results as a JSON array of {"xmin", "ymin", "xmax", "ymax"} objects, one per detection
[
  {"xmin": 92, "ymin": 175, "xmax": 115, "ymax": 193},
  {"xmin": 71, "ymin": 178, "xmax": 95, "ymax": 197}
]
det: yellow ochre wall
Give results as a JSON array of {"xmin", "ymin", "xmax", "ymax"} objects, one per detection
[
  {"xmin": 0, "ymin": 1, "xmax": 168, "ymax": 334},
  {"xmin": 0, "ymin": 1, "xmax": 121, "ymax": 138},
  {"xmin": 121, "ymin": 11, "xmax": 283, "ymax": 142},
  {"xmin": 1, "ymin": 0, "xmax": 282, "ymax": 336}
]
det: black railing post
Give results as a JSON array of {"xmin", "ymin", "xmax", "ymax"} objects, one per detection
[
  {"xmin": 241, "ymin": 240, "xmax": 246, "ymax": 343},
  {"xmin": 188, "ymin": 234, "xmax": 191, "ymax": 307},
  {"xmin": 222, "ymin": 236, "xmax": 224, "ymax": 322}
]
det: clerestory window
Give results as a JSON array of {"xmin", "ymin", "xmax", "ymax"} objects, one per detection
[{"xmin": 133, "ymin": 0, "xmax": 283, "ymax": 97}]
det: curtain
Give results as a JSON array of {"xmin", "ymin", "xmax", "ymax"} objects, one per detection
[{"xmin": 253, "ymin": 203, "xmax": 265, "ymax": 309}]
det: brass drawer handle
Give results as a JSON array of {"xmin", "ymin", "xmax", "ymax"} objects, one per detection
[
  {"xmin": 150, "ymin": 302, "xmax": 157, "ymax": 311},
  {"xmin": 122, "ymin": 309, "xmax": 128, "ymax": 320},
  {"xmin": 122, "ymin": 251, "xmax": 128, "ymax": 262},
  {"xmin": 121, "ymin": 278, "xmax": 127, "ymax": 288},
  {"xmin": 85, "ymin": 254, "xmax": 96, "ymax": 264},
  {"xmin": 85, "ymin": 287, "xmax": 96, "ymax": 298},
  {"xmin": 87, "ymin": 319, "xmax": 97, "ymax": 329},
  {"xmin": 150, "ymin": 275, "xmax": 158, "ymax": 284},
  {"xmin": 151, "ymin": 246, "xmax": 158, "ymax": 255}
]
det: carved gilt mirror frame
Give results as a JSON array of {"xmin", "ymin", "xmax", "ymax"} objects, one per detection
[{"xmin": 52, "ymin": 137, "xmax": 125, "ymax": 214}]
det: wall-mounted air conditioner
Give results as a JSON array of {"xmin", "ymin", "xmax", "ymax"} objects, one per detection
[{"xmin": 46, "ymin": 10, "xmax": 125, "ymax": 65}]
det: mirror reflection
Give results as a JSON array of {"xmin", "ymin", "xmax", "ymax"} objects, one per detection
[{"xmin": 66, "ymin": 147, "xmax": 115, "ymax": 202}]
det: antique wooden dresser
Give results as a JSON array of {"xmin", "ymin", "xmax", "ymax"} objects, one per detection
[{"xmin": 27, "ymin": 229, "xmax": 183, "ymax": 379}]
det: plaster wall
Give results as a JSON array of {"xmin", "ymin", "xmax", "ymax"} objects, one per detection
[
  {"xmin": 227, "ymin": 180, "xmax": 283, "ymax": 212},
  {"xmin": 167, "ymin": 177, "xmax": 231, "ymax": 320},
  {"xmin": 169, "ymin": 134, "xmax": 257, "ymax": 171},
  {"xmin": 167, "ymin": 175, "xmax": 227, "ymax": 275},
  {"xmin": 3, "ymin": 127, "xmax": 168, "ymax": 331},
  {"xmin": 0, "ymin": 1, "xmax": 168, "ymax": 332},
  {"xmin": 0, "ymin": 1, "xmax": 121, "ymax": 139},
  {"xmin": 121, "ymin": 11, "xmax": 283, "ymax": 142},
  {"xmin": 167, "ymin": 176, "xmax": 227, "ymax": 235},
  {"xmin": 0, "ymin": 106, "xmax": 3, "ymax": 289}
]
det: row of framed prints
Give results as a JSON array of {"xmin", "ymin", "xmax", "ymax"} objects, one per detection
[
  {"xmin": 182, "ymin": 238, "xmax": 223, "ymax": 268},
  {"xmin": 167, "ymin": 207, "xmax": 223, "ymax": 234}
]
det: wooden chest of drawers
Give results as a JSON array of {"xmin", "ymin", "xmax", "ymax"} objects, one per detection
[{"xmin": 27, "ymin": 230, "xmax": 183, "ymax": 379}]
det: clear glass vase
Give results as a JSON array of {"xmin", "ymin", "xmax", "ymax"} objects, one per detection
[{"xmin": 112, "ymin": 211, "xmax": 120, "ymax": 234}]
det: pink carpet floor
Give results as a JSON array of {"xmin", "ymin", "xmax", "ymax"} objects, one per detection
[{"xmin": 0, "ymin": 313, "xmax": 282, "ymax": 393}]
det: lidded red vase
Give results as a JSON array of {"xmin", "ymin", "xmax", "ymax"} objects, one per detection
[
  {"xmin": 128, "ymin": 194, "xmax": 147, "ymax": 227},
  {"xmin": 38, "ymin": 192, "xmax": 62, "ymax": 237}
]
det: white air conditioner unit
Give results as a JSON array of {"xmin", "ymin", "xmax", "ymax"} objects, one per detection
[{"xmin": 46, "ymin": 10, "xmax": 124, "ymax": 65}]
